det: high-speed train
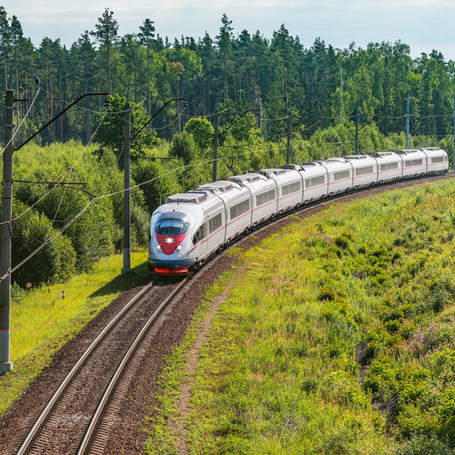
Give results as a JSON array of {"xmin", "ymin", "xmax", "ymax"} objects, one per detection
[{"xmin": 148, "ymin": 147, "xmax": 448, "ymax": 275}]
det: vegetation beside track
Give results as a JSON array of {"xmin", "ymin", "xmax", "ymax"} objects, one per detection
[
  {"xmin": 145, "ymin": 178, "xmax": 455, "ymax": 454},
  {"xmin": 0, "ymin": 250, "xmax": 148, "ymax": 416}
]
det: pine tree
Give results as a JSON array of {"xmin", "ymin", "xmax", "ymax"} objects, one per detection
[
  {"xmin": 0, "ymin": 6, "xmax": 11, "ymax": 91},
  {"xmin": 91, "ymin": 8, "xmax": 119, "ymax": 93},
  {"xmin": 138, "ymin": 18, "xmax": 156, "ymax": 122}
]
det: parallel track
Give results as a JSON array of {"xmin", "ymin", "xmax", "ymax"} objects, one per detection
[{"xmin": 15, "ymin": 276, "xmax": 191, "ymax": 455}]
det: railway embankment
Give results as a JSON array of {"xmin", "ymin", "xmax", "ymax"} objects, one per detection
[
  {"xmin": 145, "ymin": 177, "xmax": 455, "ymax": 454},
  {"xmin": 0, "ymin": 251, "xmax": 148, "ymax": 416},
  {"xmin": 1, "ymin": 176, "xmax": 455, "ymax": 454}
]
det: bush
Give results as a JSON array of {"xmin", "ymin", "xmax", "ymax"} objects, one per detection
[
  {"xmin": 183, "ymin": 117, "xmax": 214, "ymax": 151},
  {"xmin": 169, "ymin": 131, "xmax": 198, "ymax": 164},
  {"xmin": 11, "ymin": 200, "xmax": 76, "ymax": 286}
]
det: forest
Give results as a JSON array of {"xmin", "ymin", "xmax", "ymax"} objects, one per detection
[
  {"xmin": 2, "ymin": 6, "xmax": 455, "ymax": 287},
  {"xmin": 2, "ymin": 7, "xmax": 455, "ymax": 147}
]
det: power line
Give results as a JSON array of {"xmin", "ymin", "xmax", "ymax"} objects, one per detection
[
  {"xmin": 5, "ymin": 109, "xmax": 109, "ymax": 226},
  {"xmin": 0, "ymin": 86, "xmax": 41, "ymax": 158}
]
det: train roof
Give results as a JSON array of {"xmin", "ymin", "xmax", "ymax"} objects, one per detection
[
  {"xmin": 165, "ymin": 193, "xmax": 208, "ymax": 204},
  {"xmin": 394, "ymin": 149, "xmax": 424, "ymax": 155},
  {"xmin": 255, "ymin": 168, "xmax": 289, "ymax": 178},
  {"xmin": 196, "ymin": 181, "xmax": 238, "ymax": 194},
  {"xmin": 344, "ymin": 155, "xmax": 371, "ymax": 160},
  {"xmin": 229, "ymin": 173, "xmax": 264, "ymax": 185},
  {"xmin": 370, "ymin": 151, "xmax": 397, "ymax": 158},
  {"xmin": 281, "ymin": 164, "xmax": 302, "ymax": 171},
  {"xmin": 301, "ymin": 161, "xmax": 325, "ymax": 167}
]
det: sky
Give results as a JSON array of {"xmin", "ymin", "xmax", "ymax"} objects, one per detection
[{"xmin": 3, "ymin": 0, "xmax": 455, "ymax": 60}]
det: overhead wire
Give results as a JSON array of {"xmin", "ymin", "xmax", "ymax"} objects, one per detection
[
  {"xmin": 8, "ymin": 108, "xmax": 109, "ymax": 225},
  {"xmin": 1, "ymin": 123, "xmax": 449, "ymax": 284},
  {"xmin": 0, "ymin": 85, "xmax": 41, "ymax": 158},
  {"xmin": 183, "ymin": 105, "xmax": 232, "ymax": 119},
  {"xmin": 1, "ymin": 101, "xmax": 189, "ymax": 280},
  {"xmin": 3, "ymin": 84, "xmax": 454, "ymax": 281}
]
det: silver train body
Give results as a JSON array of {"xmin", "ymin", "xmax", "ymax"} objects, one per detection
[{"xmin": 148, "ymin": 147, "xmax": 448, "ymax": 275}]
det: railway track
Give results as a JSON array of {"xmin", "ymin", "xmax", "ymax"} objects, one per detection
[{"xmin": 10, "ymin": 275, "xmax": 191, "ymax": 455}]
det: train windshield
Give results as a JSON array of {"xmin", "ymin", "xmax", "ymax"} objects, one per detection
[{"xmin": 155, "ymin": 218, "xmax": 189, "ymax": 236}]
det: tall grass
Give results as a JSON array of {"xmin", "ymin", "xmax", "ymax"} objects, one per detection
[
  {"xmin": 145, "ymin": 179, "xmax": 455, "ymax": 454},
  {"xmin": 0, "ymin": 250, "xmax": 148, "ymax": 415}
]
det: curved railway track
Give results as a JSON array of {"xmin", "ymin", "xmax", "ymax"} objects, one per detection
[
  {"xmin": 0, "ymin": 172, "xmax": 452, "ymax": 454},
  {"xmin": 11, "ymin": 276, "xmax": 191, "ymax": 455}
]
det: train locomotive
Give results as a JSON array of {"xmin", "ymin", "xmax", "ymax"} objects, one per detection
[{"xmin": 148, "ymin": 147, "xmax": 448, "ymax": 275}]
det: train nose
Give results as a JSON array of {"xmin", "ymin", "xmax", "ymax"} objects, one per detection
[{"xmin": 156, "ymin": 233, "xmax": 186, "ymax": 255}]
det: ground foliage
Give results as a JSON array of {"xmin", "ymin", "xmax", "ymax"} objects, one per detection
[
  {"xmin": 5, "ymin": 141, "xmax": 149, "ymax": 287},
  {"xmin": 146, "ymin": 179, "xmax": 455, "ymax": 454}
]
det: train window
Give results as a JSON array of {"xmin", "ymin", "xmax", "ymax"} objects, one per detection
[
  {"xmin": 305, "ymin": 175, "xmax": 325, "ymax": 189},
  {"xmin": 282, "ymin": 181, "xmax": 301, "ymax": 196},
  {"xmin": 209, "ymin": 213, "xmax": 222, "ymax": 233},
  {"xmin": 355, "ymin": 166, "xmax": 373, "ymax": 176},
  {"xmin": 256, "ymin": 190, "xmax": 276, "ymax": 206},
  {"xmin": 405, "ymin": 159, "xmax": 423, "ymax": 167},
  {"xmin": 192, "ymin": 223, "xmax": 207, "ymax": 244},
  {"xmin": 380, "ymin": 162, "xmax": 398, "ymax": 171},
  {"xmin": 431, "ymin": 156, "xmax": 444, "ymax": 163},
  {"xmin": 334, "ymin": 170, "xmax": 350, "ymax": 181},
  {"xmin": 230, "ymin": 199, "xmax": 250, "ymax": 219},
  {"xmin": 156, "ymin": 218, "xmax": 189, "ymax": 236}
]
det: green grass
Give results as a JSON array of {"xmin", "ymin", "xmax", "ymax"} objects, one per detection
[
  {"xmin": 0, "ymin": 249, "xmax": 149, "ymax": 415},
  {"xmin": 145, "ymin": 178, "xmax": 455, "ymax": 454}
]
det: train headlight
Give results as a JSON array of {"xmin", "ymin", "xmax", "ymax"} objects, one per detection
[
  {"xmin": 156, "ymin": 244, "xmax": 161, "ymax": 250},
  {"xmin": 176, "ymin": 245, "xmax": 182, "ymax": 251}
]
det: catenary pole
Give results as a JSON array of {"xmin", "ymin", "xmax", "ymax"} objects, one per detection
[
  {"xmin": 406, "ymin": 93, "xmax": 410, "ymax": 149},
  {"xmin": 286, "ymin": 105, "xmax": 292, "ymax": 165},
  {"xmin": 0, "ymin": 89, "xmax": 14, "ymax": 375},
  {"xmin": 213, "ymin": 97, "xmax": 224, "ymax": 182},
  {"xmin": 340, "ymin": 69, "xmax": 343, "ymax": 124},
  {"xmin": 355, "ymin": 105, "xmax": 360, "ymax": 155},
  {"xmin": 213, "ymin": 118, "xmax": 219, "ymax": 182},
  {"xmin": 0, "ymin": 91, "xmax": 108, "ymax": 375},
  {"xmin": 122, "ymin": 100, "xmax": 132, "ymax": 274}
]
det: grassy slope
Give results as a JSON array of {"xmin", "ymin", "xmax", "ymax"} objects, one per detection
[
  {"xmin": 0, "ymin": 250, "xmax": 148, "ymax": 416},
  {"xmin": 145, "ymin": 179, "xmax": 455, "ymax": 455}
]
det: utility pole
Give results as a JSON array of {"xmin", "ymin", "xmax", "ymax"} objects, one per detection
[
  {"xmin": 286, "ymin": 106, "xmax": 291, "ymax": 165},
  {"xmin": 340, "ymin": 68, "xmax": 343, "ymax": 124},
  {"xmin": 355, "ymin": 105, "xmax": 360, "ymax": 155},
  {"xmin": 86, "ymin": 95, "xmax": 91, "ymax": 145},
  {"xmin": 213, "ymin": 97, "xmax": 224, "ymax": 183},
  {"xmin": 213, "ymin": 115, "xmax": 219, "ymax": 182},
  {"xmin": 122, "ymin": 100, "xmax": 132, "ymax": 274},
  {"xmin": 0, "ymin": 91, "xmax": 108, "ymax": 376},
  {"xmin": 284, "ymin": 67, "xmax": 291, "ymax": 165},
  {"xmin": 0, "ymin": 89, "xmax": 14, "ymax": 375},
  {"xmin": 406, "ymin": 93, "xmax": 410, "ymax": 149},
  {"xmin": 123, "ymin": 97, "xmax": 183, "ymax": 272}
]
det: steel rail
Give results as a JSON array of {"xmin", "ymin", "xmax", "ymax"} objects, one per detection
[
  {"xmin": 77, "ymin": 275, "xmax": 191, "ymax": 454},
  {"xmin": 16, "ymin": 279, "xmax": 157, "ymax": 455}
]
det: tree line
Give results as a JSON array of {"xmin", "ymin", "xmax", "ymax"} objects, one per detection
[{"xmin": 1, "ymin": 7, "xmax": 455, "ymax": 148}]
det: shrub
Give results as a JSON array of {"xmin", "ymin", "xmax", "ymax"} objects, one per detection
[
  {"xmin": 11, "ymin": 200, "xmax": 76, "ymax": 286},
  {"xmin": 169, "ymin": 131, "xmax": 198, "ymax": 164},
  {"xmin": 183, "ymin": 117, "xmax": 214, "ymax": 151}
]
